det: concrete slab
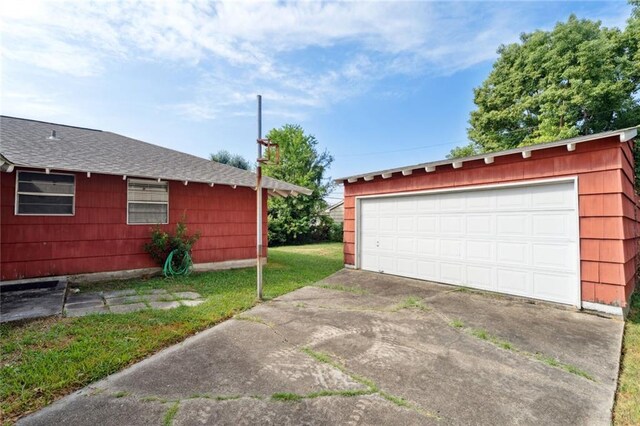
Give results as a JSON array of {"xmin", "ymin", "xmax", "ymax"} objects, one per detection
[
  {"xmin": 19, "ymin": 391, "xmax": 168, "ymax": 426},
  {"xmin": 65, "ymin": 306, "xmax": 109, "ymax": 317},
  {"xmin": 108, "ymin": 303, "xmax": 148, "ymax": 314},
  {"xmin": 172, "ymin": 291, "xmax": 201, "ymax": 300},
  {"xmin": 148, "ymin": 301, "xmax": 181, "ymax": 310},
  {"xmin": 104, "ymin": 295, "xmax": 144, "ymax": 306},
  {"xmin": 102, "ymin": 289, "xmax": 137, "ymax": 299},
  {"xmin": 20, "ymin": 269, "xmax": 624, "ymax": 425},
  {"xmin": 180, "ymin": 300, "xmax": 205, "ymax": 307},
  {"xmin": 1, "ymin": 280, "xmax": 66, "ymax": 323}
]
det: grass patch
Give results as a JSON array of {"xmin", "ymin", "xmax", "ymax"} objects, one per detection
[
  {"xmin": 449, "ymin": 319, "xmax": 465, "ymax": 328},
  {"xmin": 271, "ymin": 392, "xmax": 303, "ymax": 402},
  {"xmin": 393, "ymin": 296, "xmax": 430, "ymax": 312},
  {"xmin": 533, "ymin": 354, "xmax": 594, "ymax": 381},
  {"xmin": 0, "ymin": 243, "xmax": 343, "ymax": 423},
  {"xmin": 112, "ymin": 391, "xmax": 129, "ymax": 398},
  {"xmin": 163, "ymin": 402, "xmax": 179, "ymax": 426},
  {"xmin": 455, "ymin": 324, "xmax": 594, "ymax": 381},
  {"xmin": 313, "ymin": 284, "xmax": 368, "ymax": 295},
  {"xmin": 299, "ymin": 347, "xmax": 441, "ymax": 418},
  {"xmin": 615, "ymin": 292, "xmax": 640, "ymax": 425}
]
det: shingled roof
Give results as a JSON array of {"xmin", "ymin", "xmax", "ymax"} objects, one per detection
[{"xmin": 0, "ymin": 116, "xmax": 311, "ymax": 196}]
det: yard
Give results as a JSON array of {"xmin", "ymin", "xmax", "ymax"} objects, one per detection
[
  {"xmin": 0, "ymin": 243, "xmax": 343, "ymax": 423},
  {"xmin": 2, "ymin": 241, "xmax": 639, "ymax": 425},
  {"xmin": 615, "ymin": 291, "xmax": 640, "ymax": 425}
]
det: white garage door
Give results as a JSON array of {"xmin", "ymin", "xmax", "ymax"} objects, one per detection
[{"xmin": 359, "ymin": 180, "xmax": 580, "ymax": 306}]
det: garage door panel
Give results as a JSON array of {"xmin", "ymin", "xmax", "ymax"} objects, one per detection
[
  {"xmin": 440, "ymin": 239, "xmax": 463, "ymax": 259},
  {"xmin": 532, "ymin": 243, "xmax": 575, "ymax": 270},
  {"xmin": 397, "ymin": 237, "xmax": 415, "ymax": 253},
  {"xmin": 531, "ymin": 182, "xmax": 573, "ymax": 208},
  {"xmin": 359, "ymin": 180, "xmax": 579, "ymax": 306},
  {"xmin": 440, "ymin": 193, "xmax": 465, "ymax": 211},
  {"xmin": 417, "ymin": 197, "xmax": 438, "ymax": 211},
  {"xmin": 496, "ymin": 187, "xmax": 529, "ymax": 209},
  {"xmin": 379, "ymin": 217, "xmax": 396, "ymax": 233},
  {"xmin": 397, "ymin": 258, "xmax": 417, "ymax": 276},
  {"xmin": 532, "ymin": 213, "xmax": 572, "ymax": 238},
  {"xmin": 397, "ymin": 217, "xmax": 415, "ymax": 232},
  {"xmin": 496, "ymin": 242, "xmax": 529, "ymax": 265},
  {"xmin": 378, "ymin": 236, "xmax": 395, "ymax": 251},
  {"xmin": 497, "ymin": 268, "xmax": 530, "ymax": 295},
  {"xmin": 417, "ymin": 216, "xmax": 438, "ymax": 234},
  {"xmin": 441, "ymin": 262, "xmax": 464, "ymax": 284},
  {"xmin": 417, "ymin": 238, "xmax": 437, "ymax": 255},
  {"xmin": 467, "ymin": 240, "xmax": 493, "ymax": 262},
  {"xmin": 466, "ymin": 265, "xmax": 494, "ymax": 289},
  {"xmin": 378, "ymin": 256, "xmax": 396, "ymax": 273},
  {"xmin": 533, "ymin": 272, "xmax": 576, "ymax": 303},
  {"xmin": 417, "ymin": 260, "xmax": 438, "ymax": 280},
  {"xmin": 466, "ymin": 215, "xmax": 492, "ymax": 235},
  {"xmin": 496, "ymin": 214, "xmax": 530, "ymax": 236},
  {"xmin": 440, "ymin": 216, "xmax": 464, "ymax": 235},
  {"xmin": 466, "ymin": 191, "xmax": 495, "ymax": 210}
]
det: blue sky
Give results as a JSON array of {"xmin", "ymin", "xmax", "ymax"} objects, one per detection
[{"xmin": 0, "ymin": 1, "xmax": 634, "ymax": 201}]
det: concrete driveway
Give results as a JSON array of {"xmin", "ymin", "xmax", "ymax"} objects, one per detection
[{"xmin": 20, "ymin": 269, "xmax": 624, "ymax": 425}]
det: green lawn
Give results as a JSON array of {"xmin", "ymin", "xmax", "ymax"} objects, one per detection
[
  {"xmin": 615, "ymin": 291, "xmax": 640, "ymax": 425},
  {"xmin": 0, "ymin": 243, "xmax": 343, "ymax": 423}
]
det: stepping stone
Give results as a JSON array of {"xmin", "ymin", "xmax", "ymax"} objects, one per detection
[
  {"xmin": 109, "ymin": 303, "xmax": 147, "ymax": 313},
  {"xmin": 66, "ymin": 292, "xmax": 103, "ymax": 304},
  {"xmin": 65, "ymin": 306, "xmax": 109, "ymax": 317},
  {"xmin": 146, "ymin": 294, "xmax": 176, "ymax": 302},
  {"xmin": 65, "ymin": 299, "xmax": 105, "ymax": 309},
  {"xmin": 180, "ymin": 299, "xmax": 205, "ymax": 307},
  {"xmin": 172, "ymin": 291, "xmax": 201, "ymax": 300},
  {"xmin": 105, "ymin": 295, "xmax": 144, "ymax": 306},
  {"xmin": 149, "ymin": 301, "xmax": 181, "ymax": 310},
  {"xmin": 148, "ymin": 289, "xmax": 168, "ymax": 295},
  {"xmin": 103, "ymin": 289, "xmax": 137, "ymax": 299}
]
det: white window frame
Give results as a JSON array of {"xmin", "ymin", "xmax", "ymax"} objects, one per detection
[
  {"xmin": 126, "ymin": 178, "xmax": 169, "ymax": 225},
  {"xmin": 15, "ymin": 170, "xmax": 76, "ymax": 216}
]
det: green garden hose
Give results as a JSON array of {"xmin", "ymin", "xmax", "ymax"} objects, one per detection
[{"xmin": 163, "ymin": 249, "xmax": 193, "ymax": 277}]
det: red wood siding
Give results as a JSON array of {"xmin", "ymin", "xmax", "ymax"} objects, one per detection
[
  {"xmin": 1, "ymin": 169, "xmax": 268, "ymax": 280},
  {"xmin": 343, "ymin": 136, "xmax": 639, "ymax": 308}
]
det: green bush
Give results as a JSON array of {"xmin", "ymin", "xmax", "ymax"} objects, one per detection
[
  {"xmin": 328, "ymin": 222, "xmax": 343, "ymax": 242},
  {"xmin": 144, "ymin": 219, "xmax": 200, "ymax": 269}
]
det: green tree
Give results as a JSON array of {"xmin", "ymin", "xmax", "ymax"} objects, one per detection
[
  {"xmin": 263, "ymin": 124, "xmax": 334, "ymax": 245},
  {"xmin": 454, "ymin": 5, "xmax": 640, "ymax": 159},
  {"xmin": 210, "ymin": 150, "xmax": 252, "ymax": 170}
]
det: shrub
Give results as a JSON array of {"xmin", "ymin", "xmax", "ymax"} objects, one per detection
[
  {"xmin": 144, "ymin": 219, "xmax": 200, "ymax": 269},
  {"xmin": 328, "ymin": 222, "xmax": 343, "ymax": 242}
]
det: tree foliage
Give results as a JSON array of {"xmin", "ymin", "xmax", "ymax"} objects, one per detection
[
  {"xmin": 452, "ymin": 3, "xmax": 640, "ymax": 163},
  {"xmin": 263, "ymin": 124, "xmax": 334, "ymax": 245},
  {"xmin": 210, "ymin": 150, "xmax": 252, "ymax": 170}
]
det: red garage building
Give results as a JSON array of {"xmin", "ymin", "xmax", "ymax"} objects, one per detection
[
  {"xmin": 0, "ymin": 116, "xmax": 310, "ymax": 282},
  {"xmin": 337, "ymin": 128, "xmax": 638, "ymax": 315}
]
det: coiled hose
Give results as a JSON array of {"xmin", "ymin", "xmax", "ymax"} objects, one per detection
[{"xmin": 163, "ymin": 249, "xmax": 193, "ymax": 277}]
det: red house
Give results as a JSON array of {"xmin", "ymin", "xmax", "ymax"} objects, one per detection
[
  {"xmin": 0, "ymin": 116, "xmax": 310, "ymax": 282},
  {"xmin": 337, "ymin": 127, "xmax": 639, "ymax": 315}
]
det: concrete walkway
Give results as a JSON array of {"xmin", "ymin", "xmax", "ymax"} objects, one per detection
[
  {"xmin": 20, "ymin": 270, "xmax": 624, "ymax": 425},
  {"xmin": 64, "ymin": 289, "xmax": 205, "ymax": 317}
]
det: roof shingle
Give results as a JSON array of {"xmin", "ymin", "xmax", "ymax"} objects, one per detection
[{"xmin": 0, "ymin": 116, "xmax": 311, "ymax": 195}]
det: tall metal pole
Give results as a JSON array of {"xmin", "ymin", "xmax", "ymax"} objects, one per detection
[{"xmin": 256, "ymin": 95, "xmax": 263, "ymax": 300}]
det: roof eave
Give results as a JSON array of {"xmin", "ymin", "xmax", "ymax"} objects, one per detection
[
  {"xmin": 335, "ymin": 126, "xmax": 638, "ymax": 184},
  {"xmin": 1, "ymin": 160, "xmax": 312, "ymax": 196}
]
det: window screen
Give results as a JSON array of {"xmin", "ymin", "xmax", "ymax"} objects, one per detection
[
  {"xmin": 16, "ymin": 171, "xmax": 75, "ymax": 215},
  {"xmin": 127, "ymin": 179, "xmax": 169, "ymax": 224}
]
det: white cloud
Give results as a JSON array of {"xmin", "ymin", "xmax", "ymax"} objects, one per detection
[{"xmin": 0, "ymin": 0, "xmax": 632, "ymax": 120}]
